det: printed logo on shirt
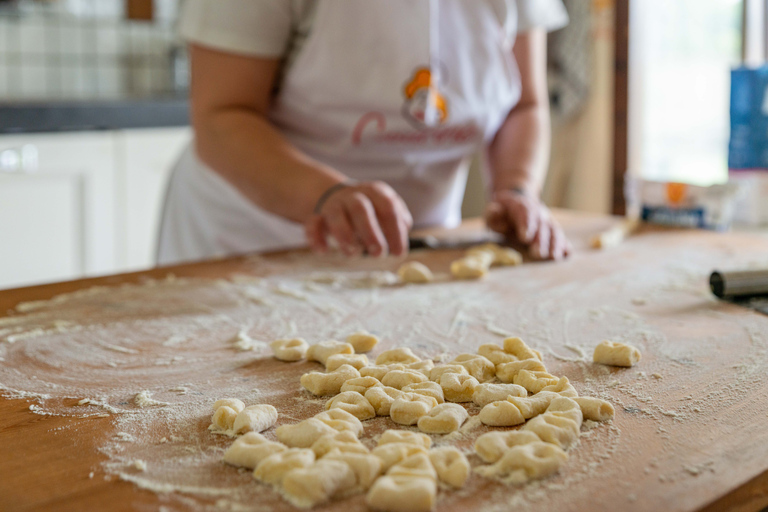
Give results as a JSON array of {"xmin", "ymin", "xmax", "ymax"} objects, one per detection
[{"xmin": 402, "ymin": 67, "xmax": 449, "ymax": 128}]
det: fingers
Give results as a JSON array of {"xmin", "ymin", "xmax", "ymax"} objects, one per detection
[
  {"xmin": 323, "ymin": 202, "xmax": 362, "ymax": 256},
  {"xmin": 484, "ymin": 202, "xmax": 510, "ymax": 234},
  {"xmin": 548, "ymin": 221, "xmax": 569, "ymax": 261},
  {"xmin": 361, "ymin": 182, "xmax": 411, "ymax": 257},
  {"xmin": 530, "ymin": 215, "xmax": 551, "ymax": 260},
  {"xmin": 346, "ymin": 192, "xmax": 388, "ymax": 257},
  {"xmin": 304, "ymin": 214, "xmax": 328, "ymax": 254}
]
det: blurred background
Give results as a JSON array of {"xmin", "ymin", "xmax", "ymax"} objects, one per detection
[{"xmin": 0, "ymin": 0, "xmax": 766, "ymax": 289}]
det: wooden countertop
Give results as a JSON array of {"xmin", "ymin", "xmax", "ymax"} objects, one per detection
[{"xmin": 2, "ymin": 210, "xmax": 768, "ymax": 512}]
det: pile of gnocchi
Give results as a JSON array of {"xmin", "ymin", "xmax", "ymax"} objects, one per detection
[
  {"xmin": 397, "ymin": 242, "xmax": 523, "ymax": 284},
  {"xmin": 210, "ymin": 331, "xmax": 641, "ymax": 511}
]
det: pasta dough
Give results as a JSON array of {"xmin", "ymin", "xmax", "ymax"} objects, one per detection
[
  {"xmin": 573, "ymin": 396, "xmax": 615, "ymax": 422},
  {"xmin": 365, "ymin": 475, "xmax": 437, "ymax": 512},
  {"xmin": 371, "ymin": 443, "xmax": 428, "ymax": 472},
  {"xmin": 502, "ymin": 337, "xmax": 542, "ymax": 361},
  {"xmin": 282, "ymin": 459, "xmax": 356, "ymax": 508},
  {"xmin": 375, "ymin": 347, "xmax": 421, "ymax": 365},
  {"xmin": 472, "ymin": 383, "xmax": 528, "ymax": 407},
  {"xmin": 495, "ymin": 359, "xmax": 548, "ymax": 383},
  {"xmin": 439, "ymin": 372, "xmax": 479, "ymax": 403},
  {"xmin": 417, "ymin": 403, "xmax": 468, "ymax": 434},
  {"xmin": 429, "ymin": 447, "xmax": 470, "ymax": 488},
  {"xmin": 467, "ymin": 243, "xmax": 522, "ymax": 267},
  {"xmin": 360, "ymin": 364, "xmax": 405, "ymax": 381},
  {"xmin": 523, "ymin": 398, "xmax": 582, "ymax": 450},
  {"xmin": 429, "ymin": 364, "xmax": 468, "ymax": 382},
  {"xmin": 478, "ymin": 392, "xmax": 558, "ymax": 427},
  {"xmin": 404, "ymin": 359, "xmax": 435, "ymax": 377},
  {"xmin": 474, "ymin": 431, "xmax": 542, "ymax": 464},
  {"xmin": 451, "ymin": 353, "xmax": 496, "ymax": 382},
  {"xmin": 340, "ymin": 376, "xmax": 382, "ymax": 394},
  {"xmin": 314, "ymin": 409, "xmax": 364, "ymax": 437},
  {"xmin": 477, "ymin": 343, "xmax": 518, "ymax": 366},
  {"xmin": 310, "ymin": 430, "xmax": 368, "ymax": 458},
  {"xmin": 397, "ymin": 261, "xmax": 434, "ymax": 284},
  {"xmin": 450, "ymin": 256, "xmax": 490, "ymax": 280},
  {"xmin": 346, "ymin": 332, "xmax": 379, "ymax": 353},
  {"xmin": 540, "ymin": 376, "xmax": 578, "ymax": 397},
  {"xmin": 253, "ymin": 448, "xmax": 316, "ymax": 486},
  {"xmin": 381, "ymin": 369, "xmax": 428, "ymax": 389},
  {"xmin": 513, "ymin": 370, "xmax": 560, "ymax": 394},
  {"xmin": 325, "ymin": 353, "xmax": 369, "ymax": 372},
  {"xmin": 325, "ymin": 391, "xmax": 376, "ymax": 421},
  {"xmin": 390, "ymin": 393, "xmax": 438, "ymax": 425},
  {"xmin": 402, "ymin": 381, "xmax": 444, "ymax": 403},
  {"xmin": 300, "ymin": 364, "xmax": 361, "ymax": 396},
  {"xmin": 593, "ymin": 340, "xmax": 642, "ymax": 367},
  {"xmin": 364, "ymin": 386, "xmax": 405, "ymax": 416},
  {"xmin": 232, "ymin": 404, "xmax": 279, "ymax": 435},
  {"xmin": 323, "ymin": 451, "xmax": 383, "ymax": 490},
  {"xmin": 387, "ymin": 453, "xmax": 437, "ymax": 481},
  {"xmin": 223, "ymin": 432, "xmax": 287, "ymax": 469},
  {"xmin": 270, "ymin": 338, "xmax": 309, "ymax": 361},
  {"xmin": 378, "ymin": 429, "xmax": 432, "ymax": 449},
  {"xmin": 307, "ymin": 341, "xmax": 354, "ymax": 366},
  {"xmin": 475, "ymin": 442, "xmax": 568, "ymax": 483},
  {"xmin": 276, "ymin": 418, "xmax": 338, "ymax": 448}
]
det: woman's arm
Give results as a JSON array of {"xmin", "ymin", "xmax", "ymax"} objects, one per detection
[
  {"xmin": 485, "ymin": 29, "xmax": 570, "ymax": 260},
  {"xmin": 190, "ymin": 44, "xmax": 411, "ymax": 256}
]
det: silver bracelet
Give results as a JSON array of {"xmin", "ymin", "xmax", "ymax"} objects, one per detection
[{"xmin": 313, "ymin": 181, "xmax": 354, "ymax": 215}]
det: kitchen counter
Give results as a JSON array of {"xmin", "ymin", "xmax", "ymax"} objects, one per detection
[{"xmin": 0, "ymin": 96, "xmax": 189, "ymax": 133}]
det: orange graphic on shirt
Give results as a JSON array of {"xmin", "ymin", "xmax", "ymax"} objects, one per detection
[
  {"xmin": 402, "ymin": 67, "xmax": 448, "ymax": 128},
  {"xmin": 666, "ymin": 183, "xmax": 687, "ymax": 205}
]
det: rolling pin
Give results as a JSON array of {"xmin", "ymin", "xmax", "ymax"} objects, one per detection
[{"xmin": 710, "ymin": 270, "xmax": 768, "ymax": 299}]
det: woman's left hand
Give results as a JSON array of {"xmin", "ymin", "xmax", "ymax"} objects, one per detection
[{"xmin": 485, "ymin": 189, "xmax": 571, "ymax": 261}]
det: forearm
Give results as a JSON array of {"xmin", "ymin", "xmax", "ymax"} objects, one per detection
[{"xmin": 194, "ymin": 107, "xmax": 346, "ymax": 224}]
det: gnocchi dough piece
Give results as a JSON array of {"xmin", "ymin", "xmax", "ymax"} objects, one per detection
[
  {"xmin": 593, "ymin": 340, "xmax": 642, "ymax": 367},
  {"xmin": 253, "ymin": 448, "xmax": 316, "ymax": 486},
  {"xmin": 276, "ymin": 418, "xmax": 338, "ymax": 448},
  {"xmin": 439, "ymin": 372, "xmax": 480, "ymax": 403},
  {"xmin": 314, "ymin": 409, "xmax": 365, "ymax": 437},
  {"xmin": 397, "ymin": 261, "xmax": 434, "ymax": 284},
  {"xmin": 405, "ymin": 359, "xmax": 435, "ymax": 377},
  {"xmin": 364, "ymin": 386, "xmax": 405, "ymax": 416},
  {"xmin": 233, "ymin": 404, "xmax": 279, "ymax": 435},
  {"xmin": 311, "ymin": 430, "xmax": 369, "ymax": 458},
  {"xmin": 540, "ymin": 376, "xmax": 578, "ymax": 397},
  {"xmin": 324, "ymin": 451, "xmax": 383, "ymax": 490},
  {"xmin": 340, "ymin": 376, "xmax": 382, "ymax": 394},
  {"xmin": 365, "ymin": 475, "xmax": 437, "ymax": 512},
  {"xmin": 387, "ymin": 453, "xmax": 437, "ymax": 481},
  {"xmin": 300, "ymin": 364, "xmax": 361, "ymax": 396},
  {"xmin": 213, "ymin": 398, "xmax": 245, "ymax": 413},
  {"xmin": 307, "ymin": 341, "xmax": 354, "ymax": 366},
  {"xmin": 429, "ymin": 447, "xmax": 470, "ymax": 488},
  {"xmin": 523, "ymin": 398, "xmax": 582, "ymax": 450},
  {"xmin": 467, "ymin": 243, "xmax": 523, "ymax": 267},
  {"xmin": 223, "ymin": 432, "xmax": 287, "ymax": 469},
  {"xmin": 325, "ymin": 391, "xmax": 376, "ymax": 421},
  {"xmin": 282, "ymin": 458, "xmax": 357, "ymax": 508},
  {"xmin": 390, "ymin": 393, "xmax": 438, "ymax": 425},
  {"xmin": 270, "ymin": 338, "xmax": 309, "ymax": 362},
  {"xmin": 502, "ymin": 337, "xmax": 542, "ymax": 361},
  {"xmin": 450, "ymin": 256, "xmax": 490, "ymax": 280},
  {"xmin": 402, "ymin": 381, "xmax": 444, "ymax": 403},
  {"xmin": 325, "ymin": 353, "xmax": 369, "ymax": 372},
  {"xmin": 417, "ymin": 403, "xmax": 468, "ymax": 434},
  {"xmin": 475, "ymin": 442, "xmax": 567, "ymax": 483},
  {"xmin": 377, "ymin": 430, "xmax": 432, "ymax": 449},
  {"xmin": 210, "ymin": 398, "xmax": 245, "ymax": 433},
  {"xmin": 472, "ymin": 383, "xmax": 528, "ymax": 407},
  {"xmin": 371, "ymin": 443, "xmax": 428, "ymax": 472},
  {"xmin": 477, "ymin": 343, "xmax": 518, "ymax": 366},
  {"xmin": 429, "ymin": 364, "xmax": 468, "ymax": 383},
  {"xmin": 495, "ymin": 359, "xmax": 547, "ymax": 383},
  {"xmin": 573, "ymin": 397, "xmax": 615, "ymax": 422},
  {"xmin": 360, "ymin": 364, "xmax": 405, "ymax": 381},
  {"xmin": 381, "ymin": 369, "xmax": 428, "ymax": 389},
  {"xmin": 513, "ymin": 370, "xmax": 560, "ymax": 394},
  {"xmin": 346, "ymin": 331, "xmax": 380, "ymax": 353},
  {"xmin": 479, "ymin": 392, "xmax": 559, "ymax": 427},
  {"xmin": 474, "ymin": 431, "xmax": 542, "ymax": 464},
  {"xmin": 507, "ymin": 392, "xmax": 559, "ymax": 419},
  {"xmin": 375, "ymin": 347, "xmax": 421, "ymax": 365},
  {"xmin": 451, "ymin": 353, "xmax": 496, "ymax": 382}
]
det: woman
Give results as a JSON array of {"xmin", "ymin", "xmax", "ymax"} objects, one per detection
[{"xmin": 158, "ymin": 0, "xmax": 570, "ymax": 264}]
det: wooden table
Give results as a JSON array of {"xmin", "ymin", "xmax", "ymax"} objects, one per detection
[{"xmin": 2, "ymin": 210, "xmax": 768, "ymax": 512}]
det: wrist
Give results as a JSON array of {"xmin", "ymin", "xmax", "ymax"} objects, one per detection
[{"xmin": 313, "ymin": 180, "xmax": 356, "ymax": 215}]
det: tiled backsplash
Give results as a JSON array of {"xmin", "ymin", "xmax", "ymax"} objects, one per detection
[{"xmin": 0, "ymin": 0, "xmax": 186, "ymax": 101}]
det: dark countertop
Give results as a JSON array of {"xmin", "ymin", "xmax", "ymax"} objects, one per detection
[{"xmin": 0, "ymin": 97, "xmax": 189, "ymax": 133}]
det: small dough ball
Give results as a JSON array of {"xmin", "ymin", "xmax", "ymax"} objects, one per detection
[
  {"xmin": 573, "ymin": 396, "xmax": 615, "ymax": 422},
  {"xmin": 478, "ymin": 400, "xmax": 525, "ymax": 427},
  {"xmin": 390, "ymin": 393, "xmax": 438, "ymax": 426},
  {"xmin": 477, "ymin": 343, "xmax": 518, "ymax": 366},
  {"xmin": 523, "ymin": 414, "xmax": 581, "ymax": 451},
  {"xmin": 475, "ymin": 430, "xmax": 542, "ymax": 464},
  {"xmin": 417, "ymin": 403, "xmax": 468, "ymax": 434},
  {"xmin": 325, "ymin": 391, "xmax": 376, "ymax": 421},
  {"xmin": 397, "ymin": 261, "xmax": 434, "ymax": 284},
  {"xmin": 213, "ymin": 398, "xmax": 245, "ymax": 414},
  {"xmin": 211, "ymin": 406, "xmax": 239, "ymax": 432},
  {"xmin": 375, "ymin": 347, "xmax": 421, "ymax": 365},
  {"xmin": 276, "ymin": 418, "xmax": 338, "ymax": 448},
  {"xmin": 387, "ymin": 453, "xmax": 437, "ymax": 481},
  {"xmin": 282, "ymin": 459, "xmax": 356, "ymax": 508},
  {"xmin": 346, "ymin": 332, "xmax": 380, "ymax": 353},
  {"xmin": 372, "ymin": 443, "xmax": 428, "ymax": 472},
  {"xmin": 310, "ymin": 430, "xmax": 368, "ymax": 458},
  {"xmin": 233, "ymin": 404, "xmax": 278, "ymax": 435},
  {"xmin": 378, "ymin": 429, "xmax": 432, "ymax": 449},
  {"xmin": 307, "ymin": 341, "xmax": 354, "ymax": 366},
  {"xmin": 404, "ymin": 359, "xmax": 435, "ymax": 377},
  {"xmin": 513, "ymin": 370, "xmax": 560, "ymax": 394},
  {"xmin": 402, "ymin": 381, "xmax": 444, "ymax": 403},
  {"xmin": 253, "ymin": 448, "xmax": 316, "ymax": 486},
  {"xmin": 270, "ymin": 338, "xmax": 309, "ymax": 361},
  {"xmin": 365, "ymin": 386, "xmax": 405, "ymax": 416},
  {"xmin": 495, "ymin": 358, "xmax": 548, "ymax": 383},
  {"xmin": 429, "ymin": 364, "xmax": 468, "ymax": 383},
  {"xmin": 439, "ymin": 373, "xmax": 479, "ymax": 403},
  {"xmin": 366, "ymin": 475, "xmax": 437, "ymax": 512},
  {"xmin": 475, "ymin": 442, "xmax": 567, "ymax": 483},
  {"xmin": 223, "ymin": 432, "xmax": 287, "ymax": 469},
  {"xmin": 508, "ymin": 391, "xmax": 559, "ymax": 419},
  {"xmin": 301, "ymin": 364, "xmax": 361, "ymax": 396},
  {"xmin": 326, "ymin": 353, "xmax": 369, "ymax": 372},
  {"xmin": 467, "ymin": 243, "xmax": 522, "ymax": 267},
  {"xmin": 593, "ymin": 340, "xmax": 641, "ymax": 367},
  {"xmin": 450, "ymin": 256, "xmax": 490, "ymax": 280},
  {"xmin": 451, "ymin": 353, "xmax": 496, "ymax": 382},
  {"xmin": 360, "ymin": 363, "xmax": 405, "ymax": 381},
  {"xmin": 429, "ymin": 447, "xmax": 470, "ymax": 488},
  {"xmin": 324, "ymin": 451, "xmax": 383, "ymax": 490},
  {"xmin": 540, "ymin": 376, "xmax": 578, "ymax": 397},
  {"xmin": 502, "ymin": 337, "xmax": 542, "ymax": 361},
  {"xmin": 381, "ymin": 369, "xmax": 428, "ymax": 389},
  {"xmin": 472, "ymin": 383, "xmax": 528, "ymax": 407},
  {"xmin": 314, "ymin": 408, "xmax": 365, "ymax": 437},
  {"xmin": 341, "ymin": 376, "xmax": 382, "ymax": 394}
]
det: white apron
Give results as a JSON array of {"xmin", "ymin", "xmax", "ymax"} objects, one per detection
[{"xmin": 158, "ymin": 0, "xmax": 523, "ymax": 265}]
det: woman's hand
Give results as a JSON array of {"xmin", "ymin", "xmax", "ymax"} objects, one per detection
[
  {"xmin": 305, "ymin": 181, "xmax": 413, "ymax": 257},
  {"xmin": 485, "ymin": 189, "xmax": 570, "ymax": 261}
]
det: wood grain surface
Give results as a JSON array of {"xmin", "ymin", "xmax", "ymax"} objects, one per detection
[{"xmin": 2, "ymin": 210, "xmax": 768, "ymax": 512}]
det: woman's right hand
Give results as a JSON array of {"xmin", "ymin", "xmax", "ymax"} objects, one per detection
[{"xmin": 304, "ymin": 181, "xmax": 413, "ymax": 257}]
